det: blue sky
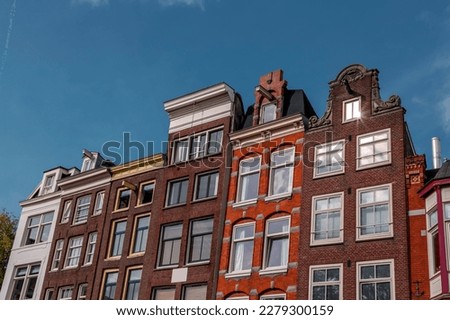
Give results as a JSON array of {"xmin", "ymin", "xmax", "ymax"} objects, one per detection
[{"xmin": 0, "ymin": 0, "xmax": 449, "ymax": 216}]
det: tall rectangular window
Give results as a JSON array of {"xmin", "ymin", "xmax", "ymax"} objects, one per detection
[
  {"xmin": 132, "ymin": 215, "xmax": 150, "ymax": 254},
  {"xmin": 357, "ymin": 184, "xmax": 392, "ymax": 240},
  {"xmin": 311, "ymin": 193, "xmax": 343, "ymax": 245},
  {"xmin": 427, "ymin": 210, "xmax": 440, "ymax": 274},
  {"xmin": 138, "ymin": 182, "xmax": 155, "ymax": 205},
  {"xmin": 65, "ymin": 236, "xmax": 83, "ymax": 268},
  {"xmin": 263, "ymin": 217, "xmax": 290, "ymax": 270},
  {"xmin": 77, "ymin": 283, "xmax": 88, "ymax": 300},
  {"xmin": 195, "ymin": 171, "xmax": 219, "ymax": 200},
  {"xmin": 23, "ymin": 212, "xmax": 53, "ymax": 245},
  {"xmin": 166, "ymin": 179, "xmax": 189, "ymax": 207},
  {"xmin": 237, "ymin": 157, "xmax": 261, "ymax": 203},
  {"xmin": 158, "ymin": 223, "xmax": 183, "ymax": 267},
  {"xmin": 269, "ymin": 148, "xmax": 295, "ymax": 197},
  {"xmin": 343, "ymin": 97, "xmax": 361, "ymax": 122},
  {"xmin": 358, "ymin": 260, "xmax": 394, "ymax": 300},
  {"xmin": 110, "ymin": 220, "xmax": 127, "ymax": 257},
  {"xmin": 60, "ymin": 200, "xmax": 72, "ymax": 223},
  {"xmin": 189, "ymin": 133, "xmax": 207, "ymax": 159},
  {"xmin": 314, "ymin": 140, "xmax": 345, "ymax": 178},
  {"xmin": 42, "ymin": 174, "xmax": 55, "ymax": 195},
  {"xmin": 84, "ymin": 232, "xmax": 97, "ymax": 265},
  {"xmin": 51, "ymin": 239, "xmax": 64, "ymax": 270},
  {"xmin": 207, "ymin": 129, "xmax": 223, "ymax": 154},
  {"xmin": 125, "ymin": 268, "xmax": 142, "ymax": 300},
  {"xmin": 73, "ymin": 195, "xmax": 91, "ymax": 224},
  {"xmin": 94, "ymin": 191, "xmax": 105, "ymax": 215},
  {"xmin": 116, "ymin": 188, "xmax": 131, "ymax": 210},
  {"xmin": 357, "ymin": 129, "xmax": 391, "ymax": 169},
  {"xmin": 188, "ymin": 218, "xmax": 213, "ymax": 263},
  {"xmin": 183, "ymin": 284, "xmax": 207, "ymax": 300},
  {"xmin": 310, "ymin": 265, "xmax": 342, "ymax": 300},
  {"xmin": 173, "ymin": 139, "xmax": 189, "ymax": 163},
  {"xmin": 229, "ymin": 223, "xmax": 255, "ymax": 274},
  {"xmin": 261, "ymin": 104, "xmax": 277, "ymax": 124},
  {"xmin": 10, "ymin": 263, "xmax": 40, "ymax": 300},
  {"xmin": 102, "ymin": 271, "xmax": 118, "ymax": 300}
]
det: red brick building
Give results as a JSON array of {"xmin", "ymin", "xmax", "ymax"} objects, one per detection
[
  {"xmin": 216, "ymin": 70, "xmax": 316, "ymax": 300},
  {"xmin": 299, "ymin": 64, "xmax": 415, "ymax": 299},
  {"xmin": 406, "ymin": 155, "xmax": 430, "ymax": 299}
]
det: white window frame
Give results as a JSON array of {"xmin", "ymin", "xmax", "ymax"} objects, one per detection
[
  {"xmin": 357, "ymin": 259, "xmax": 395, "ymax": 300},
  {"xmin": 23, "ymin": 212, "xmax": 54, "ymax": 246},
  {"xmin": 81, "ymin": 158, "xmax": 94, "ymax": 172},
  {"xmin": 194, "ymin": 171, "xmax": 219, "ymax": 201},
  {"xmin": 236, "ymin": 156, "xmax": 261, "ymax": 205},
  {"xmin": 9, "ymin": 263, "xmax": 40, "ymax": 300},
  {"xmin": 57, "ymin": 286, "xmax": 74, "ymax": 300},
  {"xmin": 84, "ymin": 232, "xmax": 97, "ymax": 265},
  {"xmin": 260, "ymin": 216, "xmax": 290, "ymax": 274},
  {"xmin": 426, "ymin": 207, "xmax": 440, "ymax": 277},
  {"xmin": 356, "ymin": 184, "xmax": 393, "ymax": 241},
  {"xmin": 60, "ymin": 200, "xmax": 72, "ymax": 224},
  {"xmin": 311, "ymin": 192, "xmax": 344, "ymax": 246},
  {"xmin": 260, "ymin": 103, "xmax": 277, "ymax": 124},
  {"xmin": 51, "ymin": 239, "xmax": 64, "ymax": 271},
  {"xmin": 42, "ymin": 174, "xmax": 55, "ymax": 195},
  {"xmin": 356, "ymin": 128, "xmax": 391, "ymax": 170},
  {"xmin": 187, "ymin": 217, "xmax": 213, "ymax": 264},
  {"xmin": 226, "ymin": 222, "xmax": 255, "ymax": 277},
  {"xmin": 166, "ymin": 178, "xmax": 189, "ymax": 207},
  {"xmin": 77, "ymin": 283, "xmax": 88, "ymax": 300},
  {"xmin": 309, "ymin": 264, "xmax": 343, "ymax": 300},
  {"xmin": 267, "ymin": 147, "xmax": 295, "ymax": 200},
  {"xmin": 73, "ymin": 195, "xmax": 91, "ymax": 225},
  {"xmin": 343, "ymin": 97, "xmax": 361, "ymax": 122},
  {"xmin": 64, "ymin": 236, "xmax": 83, "ymax": 268},
  {"xmin": 93, "ymin": 191, "xmax": 105, "ymax": 215},
  {"xmin": 313, "ymin": 140, "xmax": 345, "ymax": 178},
  {"xmin": 171, "ymin": 128, "xmax": 224, "ymax": 164}
]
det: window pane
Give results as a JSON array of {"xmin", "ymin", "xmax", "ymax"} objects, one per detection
[
  {"xmin": 240, "ymin": 158, "xmax": 260, "ymax": 173},
  {"xmin": 240, "ymin": 173, "xmax": 259, "ymax": 201},
  {"xmin": 312, "ymin": 286, "xmax": 325, "ymax": 300},
  {"xmin": 141, "ymin": 183, "xmax": 154, "ymax": 204},
  {"xmin": 376, "ymin": 264, "xmax": 390, "ymax": 278},
  {"xmin": 234, "ymin": 225, "xmax": 254, "ymax": 240},
  {"xmin": 268, "ymin": 219, "xmax": 289, "ymax": 234},
  {"xmin": 313, "ymin": 269, "xmax": 326, "ymax": 282},
  {"xmin": 267, "ymin": 237, "xmax": 288, "ymax": 267},
  {"xmin": 361, "ymin": 266, "xmax": 374, "ymax": 279},
  {"xmin": 361, "ymin": 283, "xmax": 375, "ymax": 300},
  {"xmin": 184, "ymin": 285, "xmax": 207, "ymax": 300},
  {"xmin": 154, "ymin": 288, "xmax": 175, "ymax": 300},
  {"xmin": 327, "ymin": 285, "xmax": 340, "ymax": 300},
  {"xmin": 118, "ymin": 189, "xmax": 131, "ymax": 209},
  {"xmin": 376, "ymin": 283, "xmax": 391, "ymax": 300},
  {"xmin": 208, "ymin": 130, "xmax": 223, "ymax": 154}
]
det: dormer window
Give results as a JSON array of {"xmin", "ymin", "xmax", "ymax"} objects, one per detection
[
  {"xmin": 261, "ymin": 104, "xmax": 277, "ymax": 124},
  {"xmin": 42, "ymin": 175, "xmax": 55, "ymax": 195},
  {"xmin": 81, "ymin": 158, "xmax": 93, "ymax": 172}
]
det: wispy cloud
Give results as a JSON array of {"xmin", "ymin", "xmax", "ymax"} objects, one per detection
[
  {"xmin": 158, "ymin": 0, "xmax": 205, "ymax": 10},
  {"xmin": 71, "ymin": 0, "xmax": 109, "ymax": 7}
]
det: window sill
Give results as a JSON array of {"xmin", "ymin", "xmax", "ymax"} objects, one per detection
[
  {"xmin": 313, "ymin": 170, "xmax": 345, "ymax": 180},
  {"xmin": 259, "ymin": 267, "xmax": 288, "ymax": 276},
  {"xmin": 233, "ymin": 200, "xmax": 257, "ymax": 209},
  {"xmin": 155, "ymin": 265, "xmax": 179, "ymax": 271},
  {"xmin": 356, "ymin": 232, "xmax": 393, "ymax": 242},
  {"xmin": 128, "ymin": 252, "xmax": 145, "ymax": 258},
  {"xmin": 186, "ymin": 260, "xmax": 210, "ymax": 267},
  {"xmin": 192, "ymin": 196, "xmax": 218, "ymax": 204},
  {"xmin": 265, "ymin": 193, "xmax": 292, "ymax": 202},
  {"xmin": 164, "ymin": 203, "xmax": 187, "ymax": 210},
  {"xmin": 72, "ymin": 221, "xmax": 88, "ymax": 226},
  {"xmin": 135, "ymin": 202, "xmax": 152, "ymax": 209},
  {"xmin": 356, "ymin": 161, "xmax": 391, "ymax": 171},
  {"xmin": 225, "ymin": 271, "xmax": 251, "ymax": 279},
  {"xmin": 310, "ymin": 239, "xmax": 343, "ymax": 247},
  {"xmin": 112, "ymin": 208, "xmax": 129, "ymax": 214}
]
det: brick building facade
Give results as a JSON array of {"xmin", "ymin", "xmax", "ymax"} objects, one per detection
[
  {"xmin": 299, "ymin": 64, "xmax": 414, "ymax": 299},
  {"xmin": 216, "ymin": 70, "xmax": 316, "ymax": 300}
]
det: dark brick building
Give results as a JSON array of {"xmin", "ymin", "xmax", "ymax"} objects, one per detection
[{"xmin": 299, "ymin": 64, "xmax": 415, "ymax": 299}]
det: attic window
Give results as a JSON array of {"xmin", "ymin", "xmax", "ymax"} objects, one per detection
[
  {"xmin": 261, "ymin": 104, "xmax": 277, "ymax": 124},
  {"xmin": 81, "ymin": 158, "xmax": 94, "ymax": 172},
  {"xmin": 42, "ymin": 175, "xmax": 55, "ymax": 195}
]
